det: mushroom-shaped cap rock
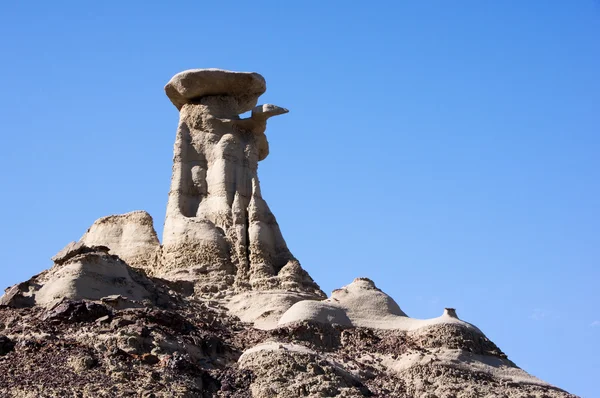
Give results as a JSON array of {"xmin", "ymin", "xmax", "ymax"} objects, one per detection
[{"xmin": 165, "ymin": 68, "xmax": 266, "ymax": 113}]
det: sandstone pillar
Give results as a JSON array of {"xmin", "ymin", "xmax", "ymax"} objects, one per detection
[{"xmin": 161, "ymin": 69, "xmax": 321, "ymax": 297}]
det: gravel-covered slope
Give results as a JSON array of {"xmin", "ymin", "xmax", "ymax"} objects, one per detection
[{"xmin": 0, "ymin": 284, "xmax": 576, "ymax": 397}]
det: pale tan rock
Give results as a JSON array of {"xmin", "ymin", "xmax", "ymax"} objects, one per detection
[
  {"xmin": 165, "ymin": 68, "xmax": 266, "ymax": 112},
  {"xmin": 161, "ymin": 69, "xmax": 324, "ymax": 298},
  {"xmin": 1, "ymin": 244, "xmax": 157, "ymax": 308},
  {"xmin": 227, "ymin": 290, "xmax": 322, "ymax": 329},
  {"xmin": 381, "ymin": 348, "xmax": 570, "ymax": 397},
  {"xmin": 229, "ymin": 104, "xmax": 289, "ymax": 160},
  {"xmin": 238, "ymin": 338, "xmax": 572, "ymax": 397},
  {"xmin": 80, "ymin": 210, "xmax": 160, "ymax": 272},
  {"xmin": 279, "ymin": 300, "xmax": 353, "ymax": 327},
  {"xmin": 279, "ymin": 277, "xmax": 482, "ymax": 332},
  {"xmin": 0, "ymin": 68, "xmax": 578, "ymax": 397},
  {"xmin": 36, "ymin": 252, "xmax": 153, "ymax": 307},
  {"xmin": 51, "ymin": 241, "xmax": 109, "ymax": 265},
  {"xmin": 273, "ymin": 279, "xmax": 571, "ymax": 395}
]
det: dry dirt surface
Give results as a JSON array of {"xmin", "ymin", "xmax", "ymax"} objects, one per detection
[{"xmin": 0, "ymin": 285, "xmax": 577, "ymax": 398}]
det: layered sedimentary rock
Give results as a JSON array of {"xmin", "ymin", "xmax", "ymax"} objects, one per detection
[
  {"xmin": 0, "ymin": 276, "xmax": 575, "ymax": 397},
  {"xmin": 32, "ymin": 69, "xmax": 323, "ymax": 302},
  {"xmin": 0, "ymin": 242, "xmax": 164, "ymax": 309},
  {"xmin": 238, "ymin": 279, "xmax": 570, "ymax": 397},
  {"xmin": 278, "ymin": 278, "xmax": 480, "ymax": 331},
  {"xmin": 80, "ymin": 211, "xmax": 160, "ymax": 272},
  {"xmin": 160, "ymin": 69, "xmax": 323, "ymax": 297},
  {"xmin": 0, "ymin": 69, "xmax": 578, "ymax": 397}
]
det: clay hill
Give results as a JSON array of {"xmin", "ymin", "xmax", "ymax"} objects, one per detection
[{"xmin": 0, "ymin": 69, "xmax": 577, "ymax": 398}]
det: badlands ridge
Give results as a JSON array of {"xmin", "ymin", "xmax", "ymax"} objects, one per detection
[{"xmin": 0, "ymin": 69, "xmax": 576, "ymax": 397}]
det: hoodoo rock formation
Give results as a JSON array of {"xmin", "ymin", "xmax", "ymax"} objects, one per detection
[
  {"xmin": 160, "ymin": 69, "xmax": 321, "ymax": 298},
  {"xmin": 0, "ymin": 69, "xmax": 577, "ymax": 397}
]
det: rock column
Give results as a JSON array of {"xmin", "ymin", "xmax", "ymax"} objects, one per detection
[{"xmin": 161, "ymin": 69, "xmax": 322, "ymax": 297}]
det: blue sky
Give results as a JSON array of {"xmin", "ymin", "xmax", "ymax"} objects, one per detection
[{"xmin": 1, "ymin": 1, "xmax": 598, "ymax": 396}]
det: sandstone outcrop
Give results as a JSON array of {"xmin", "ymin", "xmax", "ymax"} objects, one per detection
[
  {"xmin": 278, "ymin": 278, "xmax": 483, "ymax": 332},
  {"xmin": 23, "ymin": 69, "xmax": 324, "ymax": 304},
  {"xmin": 226, "ymin": 290, "xmax": 321, "ymax": 330},
  {"xmin": 161, "ymin": 69, "xmax": 322, "ymax": 298},
  {"xmin": 0, "ymin": 69, "xmax": 577, "ymax": 397},
  {"xmin": 80, "ymin": 211, "xmax": 160, "ymax": 272},
  {"xmin": 1, "ymin": 243, "xmax": 166, "ymax": 309}
]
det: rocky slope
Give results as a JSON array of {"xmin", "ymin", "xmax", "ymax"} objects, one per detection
[
  {"xmin": 0, "ymin": 269, "xmax": 576, "ymax": 397},
  {"xmin": 0, "ymin": 69, "xmax": 577, "ymax": 397}
]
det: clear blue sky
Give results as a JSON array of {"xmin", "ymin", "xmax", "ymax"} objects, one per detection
[{"xmin": 1, "ymin": 1, "xmax": 598, "ymax": 396}]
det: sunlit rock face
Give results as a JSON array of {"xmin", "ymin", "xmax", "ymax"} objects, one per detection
[
  {"xmin": 0, "ymin": 69, "xmax": 577, "ymax": 397},
  {"xmin": 0, "ymin": 242, "xmax": 161, "ymax": 309},
  {"xmin": 80, "ymin": 211, "xmax": 160, "ymax": 272},
  {"xmin": 161, "ymin": 69, "xmax": 324, "ymax": 298}
]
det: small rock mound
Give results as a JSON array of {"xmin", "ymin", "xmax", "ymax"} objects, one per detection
[
  {"xmin": 332, "ymin": 277, "xmax": 407, "ymax": 318},
  {"xmin": 80, "ymin": 210, "xmax": 160, "ymax": 272},
  {"xmin": 279, "ymin": 278, "xmax": 408, "ymax": 328},
  {"xmin": 278, "ymin": 278, "xmax": 484, "ymax": 335},
  {"xmin": 1, "ymin": 243, "xmax": 162, "ymax": 308},
  {"xmin": 227, "ymin": 290, "xmax": 324, "ymax": 330}
]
